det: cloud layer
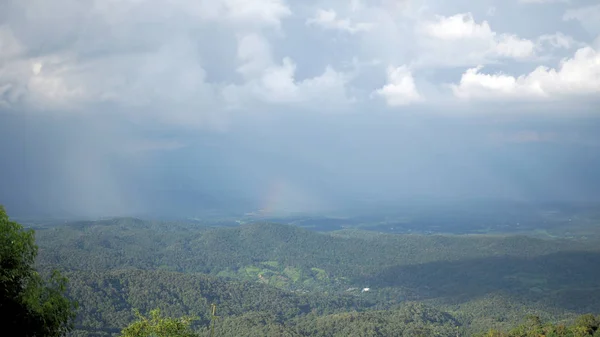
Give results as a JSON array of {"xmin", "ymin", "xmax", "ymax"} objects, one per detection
[
  {"xmin": 1, "ymin": 0, "xmax": 598, "ymax": 117},
  {"xmin": 1, "ymin": 0, "xmax": 600, "ymax": 217}
]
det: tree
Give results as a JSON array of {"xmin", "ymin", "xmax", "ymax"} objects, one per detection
[
  {"xmin": 0, "ymin": 205, "xmax": 77, "ymax": 336},
  {"xmin": 120, "ymin": 309, "xmax": 199, "ymax": 337},
  {"xmin": 574, "ymin": 314, "xmax": 599, "ymax": 335}
]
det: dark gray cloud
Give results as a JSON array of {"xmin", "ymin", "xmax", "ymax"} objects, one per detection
[{"xmin": 3, "ymin": 108, "xmax": 600, "ymax": 218}]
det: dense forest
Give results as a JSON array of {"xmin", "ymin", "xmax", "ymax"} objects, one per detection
[{"xmin": 4, "ymin": 209, "xmax": 600, "ymax": 336}]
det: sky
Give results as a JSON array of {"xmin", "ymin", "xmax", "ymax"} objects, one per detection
[{"xmin": 0, "ymin": 0, "xmax": 599, "ymax": 218}]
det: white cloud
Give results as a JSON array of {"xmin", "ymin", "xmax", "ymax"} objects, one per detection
[
  {"xmin": 257, "ymin": 58, "xmax": 300, "ymax": 102},
  {"xmin": 1, "ymin": 0, "xmax": 598, "ymax": 118},
  {"xmin": 451, "ymin": 45, "xmax": 600, "ymax": 100},
  {"xmin": 0, "ymin": 0, "xmax": 291, "ymax": 124},
  {"xmin": 306, "ymin": 9, "xmax": 373, "ymax": 34},
  {"xmin": 297, "ymin": 66, "xmax": 351, "ymax": 103},
  {"xmin": 0, "ymin": 29, "xmax": 223, "ymax": 127},
  {"xmin": 0, "ymin": 26, "xmax": 28, "ymax": 107},
  {"xmin": 226, "ymin": 57, "xmax": 351, "ymax": 106},
  {"xmin": 225, "ymin": 31, "xmax": 352, "ymax": 107},
  {"xmin": 536, "ymin": 32, "xmax": 582, "ymax": 50},
  {"xmin": 222, "ymin": 0, "xmax": 291, "ymax": 28},
  {"xmin": 236, "ymin": 33, "xmax": 274, "ymax": 79},
  {"xmin": 421, "ymin": 13, "xmax": 495, "ymax": 40},
  {"xmin": 26, "ymin": 58, "xmax": 87, "ymax": 107},
  {"xmin": 92, "ymin": 0, "xmax": 291, "ymax": 28},
  {"xmin": 418, "ymin": 13, "xmax": 536, "ymax": 65},
  {"xmin": 31, "ymin": 63, "xmax": 42, "ymax": 75},
  {"xmin": 494, "ymin": 35, "xmax": 536, "ymax": 58},
  {"xmin": 0, "ymin": 52, "xmax": 96, "ymax": 110},
  {"xmin": 374, "ymin": 66, "xmax": 422, "ymax": 106}
]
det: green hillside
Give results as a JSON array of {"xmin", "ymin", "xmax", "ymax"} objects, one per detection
[{"xmin": 22, "ymin": 217, "xmax": 600, "ymax": 336}]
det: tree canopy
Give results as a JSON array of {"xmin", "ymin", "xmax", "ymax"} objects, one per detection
[
  {"xmin": 120, "ymin": 309, "xmax": 198, "ymax": 337},
  {"xmin": 0, "ymin": 206, "xmax": 77, "ymax": 336}
]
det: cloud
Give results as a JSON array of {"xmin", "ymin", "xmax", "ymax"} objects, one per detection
[
  {"xmin": 5, "ymin": 0, "xmax": 600, "ymax": 219},
  {"xmin": 536, "ymin": 32, "xmax": 583, "ymax": 50},
  {"xmin": 519, "ymin": 0, "xmax": 569, "ymax": 3},
  {"xmin": 416, "ymin": 13, "xmax": 536, "ymax": 66},
  {"xmin": 0, "ymin": 25, "xmax": 22, "ymax": 59},
  {"xmin": 223, "ymin": 29, "xmax": 353, "ymax": 108},
  {"xmin": 0, "ymin": 33, "xmax": 223, "ymax": 127},
  {"xmin": 222, "ymin": 0, "xmax": 292, "ymax": 28},
  {"xmin": 0, "ymin": 0, "xmax": 294, "ymax": 126},
  {"xmin": 374, "ymin": 66, "xmax": 422, "ymax": 106},
  {"xmin": 91, "ymin": 0, "xmax": 291, "ymax": 29},
  {"xmin": 420, "ymin": 13, "xmax": 496, "ymax": 40},
  {"xmin": 0, "ymin": 26, "xmax": 28, "ymax": 108},
  {"xmin": 236, "ymin": 33, "xmax": 274, "ymax": 79},
  {"xmin": 494, "ymin": 35, "xmax": 537, "ymax": 59},
  {"xmin": 0, "ymin": 0, "xmax": 598, "ymax": 117},
  {"xmin": 306, "ymin": 9, "xmax": 373, "ymax": 34},
  {"xmin": 0, "ymin": 0, "xmax": 354, "ymax": 120},
  {"xmin": 563, "ymin": 4, "xmax": 600, "ymax": 36},
  {"xmin": 26, "ymin": 57, "xmax": 88, "ymax": 108},
  {"xmin": 451, "ymin": 45, "xmax": 600, "ymax": 100},
  {"xmin": 254, "ymin": 58, "xmax": 302, "ymax": 102},
  {"xmin": 225, "ymin": 57, "xmax": 352, "ymax": 107}
]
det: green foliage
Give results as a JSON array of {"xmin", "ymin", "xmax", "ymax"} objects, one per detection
[
  {"xmin": 38, "ymin": 220, "xmax": 596, "ymax": 282},
  {"xmin": 0, "ymin": 205, "xmax": 77, "ymax": 337},
  {"xmin": 477, "ymin": 314, "xmax": 600, "ymax": 337},
  {"xmin": 310, "ymin": 268, "xmax": 328, "ymax": 281},
  {"xmin": 197, "ymin": 302, "xmax": 461, "ymax": 337},
  {"xmin": 120, "ymin": 309, "xmax": 198, "ymax": 337},
  {"xmin": 26, "ymin": 216, "xmax": 600, "ymax": 336},
  {"xmin": 66, "ymin": 269, "xmax": 368, "ymax": 335}
]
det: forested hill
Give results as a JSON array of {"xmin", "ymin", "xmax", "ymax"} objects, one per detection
[
  {"xmin": 36, "ymin": 219, "xmax": 597, "ymax": 277},
  {"xmin": 29, "ymin": 218, "xmax": 600, "ymax": 336},
  {"xmin": 66, "ymin": 269, "xmax": 371, "ymax": 336},
  {"xmin": 200, "ymin": 303, "xmax": 462, "ymax": 337}
]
